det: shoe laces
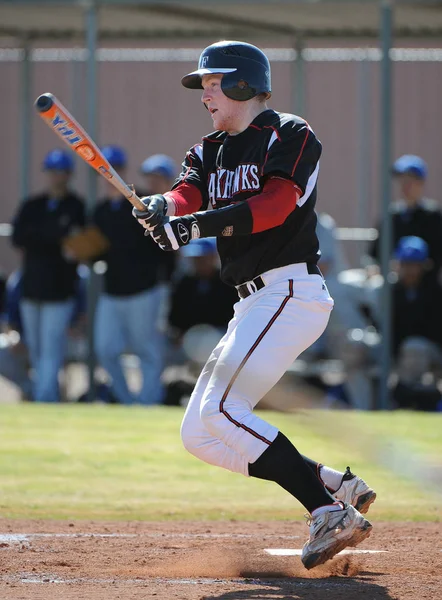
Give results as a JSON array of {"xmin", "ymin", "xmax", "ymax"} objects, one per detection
[{"xmin": 304, "ymin": 513, "xmax": 313, "ymax": 527}]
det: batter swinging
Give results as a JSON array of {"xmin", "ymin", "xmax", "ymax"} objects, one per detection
[{"xmin": 134, "ymin": 41, "xmax": 376, "ymax": 569}]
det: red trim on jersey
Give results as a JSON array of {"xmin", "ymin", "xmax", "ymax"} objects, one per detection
[
  {"xmin": 264, "ymin": 125, "xmax": 281, "ymax": 141},
  {"xmin": 219, "ymin": 279, "xmax": 294, "ymax": 446},
  {"xmin": 291, "ymin": 127, "xmax": 310, "ymax": 177},
  {"xmin": 261, "ymin": 150, "xmax": 270, "ymax": 176},
  {"xmin": 249, "ymin": 124, "xmax": 262, "ymax": 131},
  {"xmin": 248, "ymin": 177, "xmax": 300, "ymax": 234},
  {"xmin": 181, "ymin": 151, "xmax": 194, "ymax": 183},
  {"xmin": 164, "ymin": 182, "xmax": 203, "ymax": 216}
]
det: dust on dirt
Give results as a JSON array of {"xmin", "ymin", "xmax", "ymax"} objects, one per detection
[{"xmin": 0, "ymin": 519, "xmax": 440, "ymax": 600}]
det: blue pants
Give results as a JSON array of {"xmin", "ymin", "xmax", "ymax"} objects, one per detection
[
  {"xmin": 0, "ymin": 335, "xmax": 32, "ymax": 398},
  {"xmin": 94, "ymin": 286, "xmax": 165, "ymax": 405},
  {"xmin": 20, "ymin": 298, "xmax": 74, "ymax": 403}
]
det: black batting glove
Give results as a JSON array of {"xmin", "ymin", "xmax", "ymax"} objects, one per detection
[
  {"xmin": 151, "ymin": 215, "xmax": 201, "ymax": 251},
  {"xmin": 132, "ymin": 194, "xmax": 167, "ymax": 233}
]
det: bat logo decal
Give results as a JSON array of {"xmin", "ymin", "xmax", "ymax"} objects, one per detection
[
  {"xmin": 51, "ymin": 112, "xmax": 82, "ymax": 145},
  {"xmin": 76, "ymin": 144, "xmax": 95, "ymax": 161}
]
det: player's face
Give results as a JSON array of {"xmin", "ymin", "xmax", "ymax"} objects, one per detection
[
  {"xmin": 397, "ymin": 261, "xmax": 425, "ymax": 287},
  {"xmin": 396, "ymin": 173, "xmax": 424, "ymax": 203},
  {"xmin": 46, "ymin": 170, "xmax": 71, "ymax": 193},
  {"xmin": 201, "ymin": 74, "xmax": 244, "ymax": 132},
  {"xmin": 143, "ymin": 173, "xmax": 172, "ymax": 195}
]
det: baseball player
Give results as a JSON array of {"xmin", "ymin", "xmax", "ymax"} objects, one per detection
[{"xmin": 134, "ymin": 41, "xmax": 375, "ymax": 569}]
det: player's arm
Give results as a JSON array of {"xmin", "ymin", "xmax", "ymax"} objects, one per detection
[
  {"xmin": 133, "ymin": 144, "xmax": 206, "ymax": 231},
  {"xmin": 150, "ymin": 177, "xmax": 299, "ymax": 250}
]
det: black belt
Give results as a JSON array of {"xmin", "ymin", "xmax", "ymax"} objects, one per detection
[{"xmin": 236, "ymin": 263, "xmax": 322, "ymax": 300}]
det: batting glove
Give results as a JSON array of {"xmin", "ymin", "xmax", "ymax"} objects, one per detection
[
  {"xmin": 151, "ymin": 215, "xmax": 201, "ymax": 251},
  {"xmin": 132, "ymin": 194, "xmax": 167, "ymax": 233}
]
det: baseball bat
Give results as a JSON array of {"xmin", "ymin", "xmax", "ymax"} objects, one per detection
[{"xmin": 34, "ymin": 93, "xmax": 146, "ymax": 211}]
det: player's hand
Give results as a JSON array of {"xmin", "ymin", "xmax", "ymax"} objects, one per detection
[
  {"xmin": 132, "ymin": 194, "xmax": 167, "ymax": 233},
  {"xmin": 151, "ymin": 215, "xmax": 201, "ymax": 251}
]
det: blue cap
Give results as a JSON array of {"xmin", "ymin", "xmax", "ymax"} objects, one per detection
[
  {"xmin": 43, "ymin": 149, "xmax": 74, "ymax": 171},
  {"xmin": 394, "ymin": 236, "xmax": 429, "ymax": 262},
  {"xmin": 392, "ymin": 155, "xmax": 427, "ymax": 179},
  {"xmin": 140, "ymin": 154, "xmax": 176, "ymax": 179},
  {"xmin": 180, "ymin": 238, "xmax": 217, "ymax": 258},
  {"xmin": 101, "ymin": 145, "xmax": 127, "ymax": 168}
]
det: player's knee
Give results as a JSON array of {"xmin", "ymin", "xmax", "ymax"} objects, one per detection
[
  {"xmin": 199, "ymin": 397, "xmax": 219, "ymax": 430},
  {"xmin": 180, "ymin": 415, "xmax": 201, "ymax": 456}
]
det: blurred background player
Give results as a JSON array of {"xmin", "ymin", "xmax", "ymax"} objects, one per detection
[
  {"xmin": 368, "ymin": 154, "xmax": 442, "ymax": 285},
  {"xmin": 380, "ymin": 236, "xmax": 442, "ymax": 410},
  {"xmin": 92, "ymin": 146, "xmax": 175, "ymax": 405},
  {"xmin": 0, "ymin": 269, "xmax": 32, "ymax": 400},
  {"xmin": 0, "ymin": 267, "xmax": 88, "ymax": 402},
  {"xmin": 343, "ymin": 236, "xmax": 442, "ymax": 411},
  {"xmin": 140, "ymin": 153, "xmax": 177, "ymax": 196},
  {"xmin": 11, "ymin": 149, "xmax": 85, "ymax": 402}
]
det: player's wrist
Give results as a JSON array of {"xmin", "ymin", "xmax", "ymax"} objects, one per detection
[{"xmin": 163, "ymin": 192, "xmax": 176, "ymax": 216}]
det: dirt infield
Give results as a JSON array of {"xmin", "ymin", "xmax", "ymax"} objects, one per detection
[{"xmin": 0, "ymin": 519, "xmax": 440, "ymax": 599}]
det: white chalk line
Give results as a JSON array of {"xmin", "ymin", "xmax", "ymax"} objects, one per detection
[
  {"xmin": 0, "ymin": 532, "xmax": 301, "ymax": 544},
  {"xmin": 265, "ymin": 548, "xmax": 387, "ymax": 556},
  {"xmin": 11, "ymin": 574, "xmax": 244, "ymax": 585}
]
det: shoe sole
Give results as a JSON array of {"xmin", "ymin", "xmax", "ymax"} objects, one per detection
[
  {"xmin": 302, "ymin": 519, "xmax": 372, "ymax": 570},
  {"xmin": 355, "ymin": 490, "xmax": 377, "ymax": 514}
]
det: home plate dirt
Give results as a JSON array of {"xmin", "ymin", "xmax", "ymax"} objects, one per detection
[{"xmin": 0, "ymin": 519, "xmax": 440, "ymax": 599}]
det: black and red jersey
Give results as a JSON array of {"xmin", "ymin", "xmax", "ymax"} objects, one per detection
[{"xmin": 172, "ymin": 109, "xmax": 322, "ymax": 287}]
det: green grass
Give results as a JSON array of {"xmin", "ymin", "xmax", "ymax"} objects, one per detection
[{"xmin": 0, "ymin": 404, "xmax": 440, "ymax": 522}]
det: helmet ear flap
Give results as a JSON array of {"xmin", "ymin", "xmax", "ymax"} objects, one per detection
[
  {"xmin": 222, "ymin": 77, "xmax": 256, "ymax": 101},
  {"xmin": 221, "ymin": 60, "xmax": 271, "ymax": 101}
]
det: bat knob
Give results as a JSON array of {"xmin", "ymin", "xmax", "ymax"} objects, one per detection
[{"xmin": 35, "ymin": 93, "xmax": 54, "ymax": 113}]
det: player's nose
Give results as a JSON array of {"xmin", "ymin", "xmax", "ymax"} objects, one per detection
[{"xmin": 201, "ymin": 88, "xmax": 211, "ymax": 103}]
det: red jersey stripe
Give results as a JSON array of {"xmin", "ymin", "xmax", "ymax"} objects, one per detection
[{"xmin": 248, "ymin": 177, "xmax": 299, "ymax": 234}]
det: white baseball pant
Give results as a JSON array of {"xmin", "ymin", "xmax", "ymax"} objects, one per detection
[{"xmin": 181, "ymin": 263, "xmax": 334, "ymax": 475}]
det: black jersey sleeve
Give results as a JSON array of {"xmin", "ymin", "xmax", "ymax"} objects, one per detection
[
  {"xmin": 262, "ymin": 122, "xmax": 322, "ymax": 194},
  {"xmin": 171, "ymin": 144, "xmax": 210, "ymax": 211}
]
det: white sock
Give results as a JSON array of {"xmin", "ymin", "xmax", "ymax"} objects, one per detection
[
  {"xmin": 311, "ymin": 502, "xmax": 344, "ymax": 519},
  {"xmin": 319, "ymin": 465, "xmax": 345, "ymax": 492}
]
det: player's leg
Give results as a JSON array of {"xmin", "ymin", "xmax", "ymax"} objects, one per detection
[
  {"xmin": 182, "ymin": 272, "xmax": 374, "ymax": 524},
  {"xmin": 94, "ymin": 294, "xmax": 134, "ymax": 405},
  {"xmin": 38, "ymin": 299, "xmax": 74, "ymax": 402},
  {"xmin": 19, "ymin": 298, "xmax": 41, "ymax": 401},
  {"xmin": 182, "ymin": 290, "xmax": 375, "ymax": 512},
  {"xmin": 181, "ymin": 316, "xmax": 250, "ymax": 474},
  {"xmin": 195, "ymin": 274, "xmax": 371, "ymax": 567},
  {"xmin": 182, "ymin": 317, "xmax": 373, "ymax": 506},
  {"xmin": 196, "ymin": 278, "xmax": 338, "ymax": 509},
  {"xmin": 124, "ymin": 286, "xmax": 164, "ymax": 405}
]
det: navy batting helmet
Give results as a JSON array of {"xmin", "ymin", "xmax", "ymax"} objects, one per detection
[
  {"xmin": 181, "ymin": 40, "xmax": 271, "ymax": 102},
  {"xmin": 43, "ymin": 149, "xmax": 74, "ymax": 171}
]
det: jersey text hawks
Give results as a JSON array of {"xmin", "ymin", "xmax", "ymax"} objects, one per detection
[{"xmin": 208, "ymin": 164, "xmax": 260, "ymax": 204}]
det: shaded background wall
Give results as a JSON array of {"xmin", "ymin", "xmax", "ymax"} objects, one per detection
[{"xmin": 1, "ymin": 39, "xmax": 442, "ymax": 273}]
